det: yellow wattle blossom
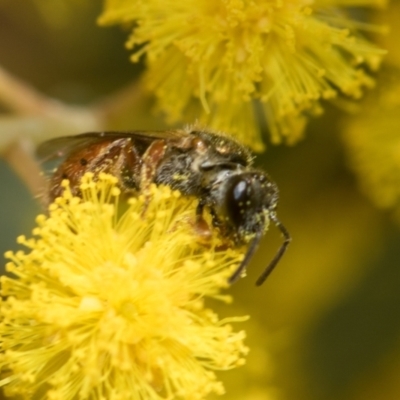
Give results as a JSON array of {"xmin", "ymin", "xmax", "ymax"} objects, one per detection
[
  {"xmin": 99, "ymin": 0, "xmax": 385, "ymax": 151},
  {"xmin": 342, "ymin": 75, "xmax": 400, "ymax": 222},
  {"xmin": 0, "ymin": 173, "xmax": 248, "ymax": 400}
]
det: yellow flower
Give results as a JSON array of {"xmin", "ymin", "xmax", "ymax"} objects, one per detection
[
  {"xmin": 0, "ymin": 173, "xmax": 248, "ymax": 400},
  {"xmin": 373, "ymin": 0, "xmax": 400, "ymax": 69},
  {"xmin": 342, "ymin": 74, "xmax": 400, "ymax": 221},
  {"xmin": 99, "ymin": 0, "xmax": 385, "ymax": 151}
]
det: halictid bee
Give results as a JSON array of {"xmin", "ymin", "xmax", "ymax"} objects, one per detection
[{"xmin": 37, "ymin": 128, "xmax": 291, "ymax": 286}]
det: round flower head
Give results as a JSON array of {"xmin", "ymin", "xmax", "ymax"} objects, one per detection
[
  {"xmin": 99, "ymin": 0, "xmax": 386, "ymax": 151},
  {"xmin": 0, "ymin": 173, "xmax": 248, "ymax": 400},
  {"xmin": 343, "ymin": 76, "xmax": 400, "ymax": 221}
]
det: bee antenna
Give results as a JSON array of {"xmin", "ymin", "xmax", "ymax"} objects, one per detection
[
  {"xmin": 255, "ymin": 212, "xmax": 291, "ymax": 286},
  {"xmin": 228, "ymin": 229, "xmax": 264, "ymax": 285}
]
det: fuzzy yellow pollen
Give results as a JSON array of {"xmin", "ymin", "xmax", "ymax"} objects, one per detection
[
  {"xmin": 343, "ymin": 80, "xmax": 400, "ymax": 219},
  {"xmin": 0, "ymin": 173, "xmax": 248, "ymax": 400},
  {"xmin": 79, "ymin": 296, "xmax": 105, "ymax": 312},
  {"xmin": 99, "ymin": 0, "xmax": 385, "ymax": 151}
]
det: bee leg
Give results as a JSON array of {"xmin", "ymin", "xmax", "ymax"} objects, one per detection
[
  {"xmin": 194, "ymin": 200, "xmax": 212, "ymax": 241},
  {"xmin": 140, "ymin": 140, "xmax": 167, "ymax": 215}
]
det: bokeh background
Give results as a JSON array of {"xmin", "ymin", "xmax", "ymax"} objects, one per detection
[{"xmin": 1, "ymin": 1, "xmax": 400, "ymax": 400}]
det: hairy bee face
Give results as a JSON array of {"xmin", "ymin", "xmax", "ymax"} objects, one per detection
[{"xmin": 224, "ymin": 172, "xmax": 279, "ymax": 239}]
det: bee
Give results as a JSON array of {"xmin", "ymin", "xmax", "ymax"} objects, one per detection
[{"xmin": 38, "ymin": 128, "xmax": 291, "ymax": 286}]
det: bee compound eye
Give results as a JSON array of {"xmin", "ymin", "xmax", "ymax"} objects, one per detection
[
  {"xmin": 232, "ymin": 180, "xmax": 249, "ymax": 203},
  {"xmin": 225, "ymin": 178, "xmax": 254, "ymax": 229}
]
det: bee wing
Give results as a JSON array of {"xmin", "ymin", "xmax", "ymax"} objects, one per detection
[
  {"xmin": 37, "ymin": 130, "xmax": 191, "ymax": 162},
  {"xmin": 37, "ymin": 133, "xmax": 105, "ymax": 162}
]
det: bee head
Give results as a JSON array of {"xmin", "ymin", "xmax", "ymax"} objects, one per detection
[
  {"xmin": 223, "ymin": 171, "xmax": 279, "ymax": 241},
  {"xmin": 207, "ymin": 169, "xmax": 290, "ymax": 286},
  {"xmin": 222, "ymin": 171, "xmax": 291, "ymax": 287}
]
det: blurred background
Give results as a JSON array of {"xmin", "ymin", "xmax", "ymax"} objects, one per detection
[{"xmin": 1, "ymin": 1, "xmax": 400, "ymax": 400}]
